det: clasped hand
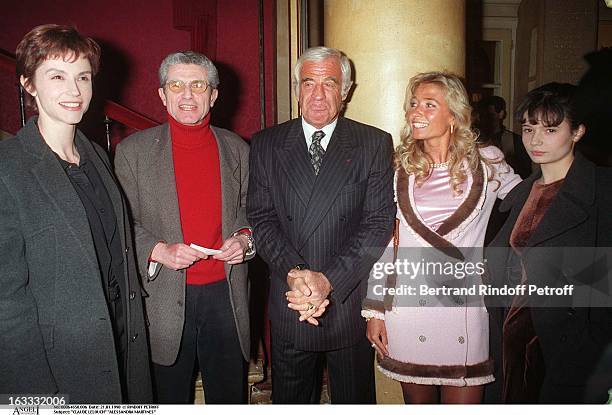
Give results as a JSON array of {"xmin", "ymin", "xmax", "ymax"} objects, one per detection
[{"xmin": 285, "ymin": 269, "xmax": 331, "ymax": 326}]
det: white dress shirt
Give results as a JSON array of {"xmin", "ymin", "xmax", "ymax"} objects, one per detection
[{"xmin": 302, "ymin": 118, "xmax": 338, "ymax": 151}]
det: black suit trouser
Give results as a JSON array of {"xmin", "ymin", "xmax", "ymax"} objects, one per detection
[
  {"xmin": 152, "ymin": 280, "xmax": 247, "ymax": 403},
  {"xmin": 271, "ymin": 326, "xmax": 375, "ymax": 404}
]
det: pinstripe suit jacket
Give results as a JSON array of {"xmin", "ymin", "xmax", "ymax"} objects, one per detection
[{"xmin": 247, "ymin": 117, "xmax": 395, "ymax": 351}]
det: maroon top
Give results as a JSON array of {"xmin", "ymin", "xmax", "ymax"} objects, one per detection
[
  {"xmin": 502, "ymin": 177, "xmax": 564, "ymax": 403},
  {"xmin": 510, "ymin": 178, "xmax": 565, "ymax": 249}
]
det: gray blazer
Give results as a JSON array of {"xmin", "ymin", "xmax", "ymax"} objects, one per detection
[
  {"xmin": 0, "ymin": 117, "xmax": 152, "ymax": 403},
  {"xmin": 114, "ymin": 123, "xmax": 251, "ymax": 365}
]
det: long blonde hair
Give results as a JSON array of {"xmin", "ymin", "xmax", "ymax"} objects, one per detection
[{"xmin": 395, "ymin": 72, "xmax": 486, "ymax": 195}]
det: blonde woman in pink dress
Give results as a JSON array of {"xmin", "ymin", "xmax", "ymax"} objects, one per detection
[{"xmin": 363, "ymin": 72, "xmax": 521, "ymax": 403}]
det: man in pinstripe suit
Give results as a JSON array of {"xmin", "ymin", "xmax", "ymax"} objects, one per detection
[{"xmin": 247, "ymin": 47, "xmax": 395, "ymax": 403}]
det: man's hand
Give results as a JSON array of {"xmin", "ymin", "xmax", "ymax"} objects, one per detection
[
  {"xmin": 286, "ymin": 284, "xmax": 330, "ymax": 326},
  {"xmin": 287, "ymin": 269, "xmax": 332, "ymax": 301},
  {"xmin": 151, "ymin": 242, "xmax": 208, "ymax": 270},
  {"xmin": 286, "ymin": 269, "xmax": 332, "ymax": 325},
  {"xmin": 366, "ymin": 318, "xmax": 388, "ymax": 359},
  {"xmin": 213, "ymin": 235, "xmax": 249, "ymax": 264}
]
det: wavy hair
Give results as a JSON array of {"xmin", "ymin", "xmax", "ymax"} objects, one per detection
[{"xmin": 395, "ymin": 72, "xmax": 493, "ymax": 195}]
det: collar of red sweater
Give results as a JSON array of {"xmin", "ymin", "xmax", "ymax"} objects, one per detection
[{"xmin": 168, "ymin": 112, "xmax": 214, "ymax": 148}]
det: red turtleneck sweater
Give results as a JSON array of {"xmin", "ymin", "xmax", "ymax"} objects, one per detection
[{"xmin": 169, "ymin": 113, "xmax": 225, "ymax": 285}]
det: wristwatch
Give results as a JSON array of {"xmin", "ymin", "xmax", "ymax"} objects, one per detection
[{"xmin": 233, "ymin": 231, "xmax": 255, "ymax": 257}]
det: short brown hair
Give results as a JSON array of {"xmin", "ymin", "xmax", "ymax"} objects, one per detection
[
  {"xmin": 515, "ymin": 82, "xmax": 582, "ymax": 131},
  {"xmin": 16, "ymin": 24, "xmax": 101, "ymax": 91}
]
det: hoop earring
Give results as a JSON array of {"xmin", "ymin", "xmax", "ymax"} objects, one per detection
[{"xmin": 450, "ymin": 124, "xmax": 454, "ymax": 135}]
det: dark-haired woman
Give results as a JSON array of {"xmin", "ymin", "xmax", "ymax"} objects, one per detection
[
  {"xmin": 488, "ymin": 82, "xmax": 612, "ymax": 403},
  {"xmin": 0, "ymin": 24, "xmax": 152, "ymax": 403}
]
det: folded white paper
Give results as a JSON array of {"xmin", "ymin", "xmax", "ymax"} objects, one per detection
[{"xmin": 189, "ymin": 243, "xmax": 222, "ymax": 255}]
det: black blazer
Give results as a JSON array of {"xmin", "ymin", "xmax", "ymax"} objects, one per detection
[
  {"xmin": 0, "ymin": 118, "xmax": 152, "ymax": 403},
  {"xmin": 247, "ymin": 117, "xmax": 395, "ymax": 351},
  {"xmin": 487, "ymin": 153, "xmax": 612, "ymax": 402}
]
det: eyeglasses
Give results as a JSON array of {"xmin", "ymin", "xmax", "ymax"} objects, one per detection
[{"xmin": 165, "ymin": 80, "xmax": 209, "ymax": 94}]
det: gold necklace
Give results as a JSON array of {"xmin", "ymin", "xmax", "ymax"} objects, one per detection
[{"xmin": 430, "ymin": 161, "xmax": 449, "ymax": 168}]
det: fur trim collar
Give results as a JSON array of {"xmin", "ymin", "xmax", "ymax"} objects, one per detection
[{"xmin": 396, "ymin": 161, "xmax": 486, "ymax": 259}]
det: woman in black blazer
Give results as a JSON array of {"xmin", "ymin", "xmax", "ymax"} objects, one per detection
[
  {"xmin": 0, "ymin": 24, "xmax": 151, "ymax": 403},
  {"xmin": 487, "ymin": 83, "xmax": 612, "ymax": 403}
]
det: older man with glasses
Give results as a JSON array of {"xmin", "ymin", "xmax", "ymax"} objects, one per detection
[{"xmin": 114, "ymin": 51, "xmax": 253, "ymax": 404}]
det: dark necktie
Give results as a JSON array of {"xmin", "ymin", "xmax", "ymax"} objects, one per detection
[{"xmin": 309, "ymin": 130, "xmax": 325, "ymax": 175}]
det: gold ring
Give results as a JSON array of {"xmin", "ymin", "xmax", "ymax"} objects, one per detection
[{"xmin": 306, "ymin": 302, "xmax": 315, "ymax": 311}]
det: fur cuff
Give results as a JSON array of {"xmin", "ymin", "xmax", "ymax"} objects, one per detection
[
  {"xmin": 361, "ymin": 309, "xmax": 385, "ymax": 321},
  {"xmin": 362, "ymin": 298, "xmax": 385, "ymax": 313}
]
